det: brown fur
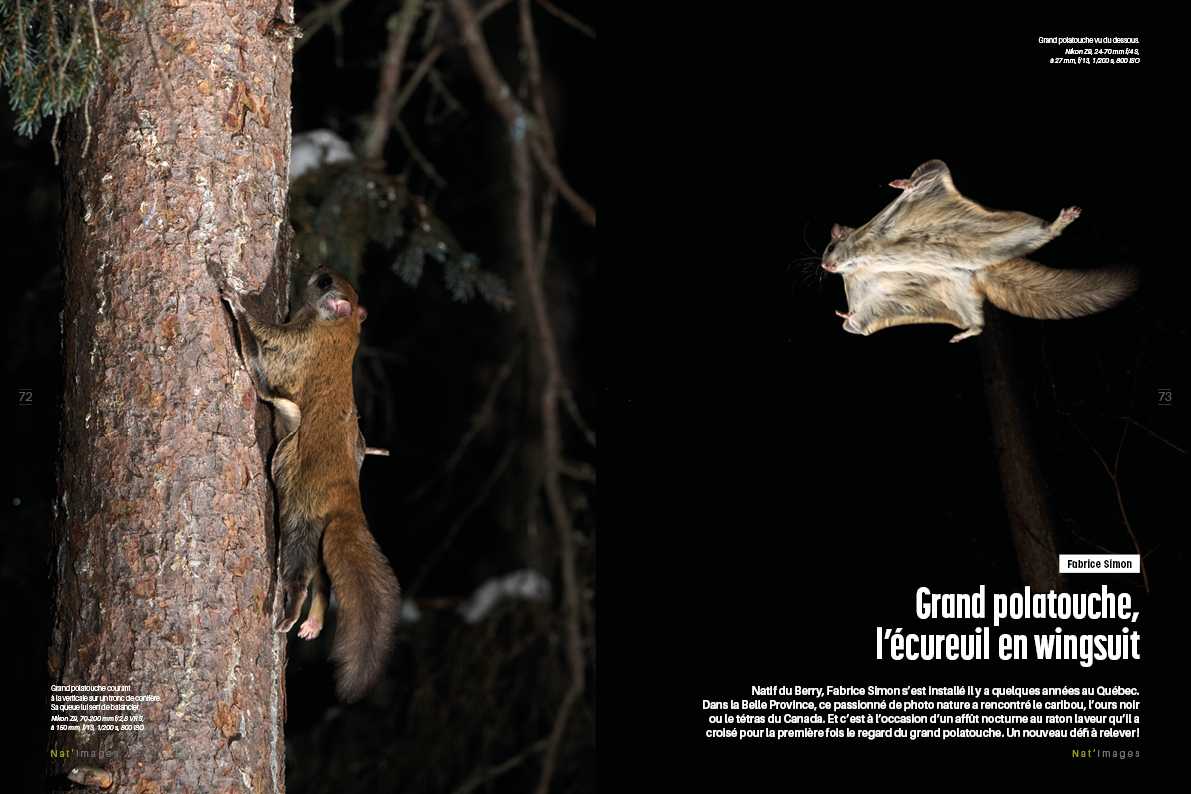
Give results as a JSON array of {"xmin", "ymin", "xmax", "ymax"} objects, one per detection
[
  {"xmin": 821, "ymin": 160, "xmax": 1139, "ymax": 342},
  {"xmin": 221, "ymin": 267, "xmax": 401, "ymax": 702}
]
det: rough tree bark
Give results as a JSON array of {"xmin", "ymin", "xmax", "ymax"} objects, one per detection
[{"xmin": 48, "ymin": 1, "xmax": 296, "ymax": 789}]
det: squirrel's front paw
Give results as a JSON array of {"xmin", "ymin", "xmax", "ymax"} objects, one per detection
[
  {"xmin": 1049, "ymin": 206, "xmax": 1081, "ymax": 236},
  {"xmin": 220, "ymin": 285, "xmax": 245, "ymax": 312}
]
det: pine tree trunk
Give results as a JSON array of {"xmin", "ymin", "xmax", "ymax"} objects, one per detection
[{"xmin": 49, "ymin": 2, "xmax": 295, "ymax": 788}]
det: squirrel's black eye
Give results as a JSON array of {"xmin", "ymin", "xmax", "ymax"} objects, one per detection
[{"xmin": 317, "ymin": 275, "xmax": 333, "ymax": 290}]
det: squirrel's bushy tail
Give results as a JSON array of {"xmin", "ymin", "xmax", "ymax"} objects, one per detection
[
  {"xmin": 977, "ymin": 258, "xmax": 1139, "ymax": 321},
  {"xmin": 323, "ymin": 514, "xmax": 401, "ymax": 702}
]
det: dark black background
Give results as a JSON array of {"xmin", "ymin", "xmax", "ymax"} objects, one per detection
[{"xmin": 611, "ymin": 22, "xmax": 1183, "ymax": 777}]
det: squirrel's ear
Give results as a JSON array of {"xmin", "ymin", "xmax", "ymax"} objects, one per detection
[{"xmin": 357, "ymin": 306, "xmax": 367, "ymax": 323}]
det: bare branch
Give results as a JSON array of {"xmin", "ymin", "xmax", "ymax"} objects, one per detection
[
  {"xmin": 405, "ymin": 438, "xmax": 520, "ymax": 601},
  {"xmin": 446, "ymin": 0, "xmax": 595, "ymax": 226},
  {"xmin": 444, "ymin": 3, "xmax": 588, "ymax": 789},
  {"xmin": 363, "ymin": 0, "xmax": 423, "ymax": 161},
  {"xmin": 449, "ymin": 739, "xmax": 551, "ymax": 794},
  {"xmin": 294, "ymin": 0, "xmax": 355, "ymax": 52},
  {"xmin": 406, "ymin": 337, "xmax": 523, "ymax": 503},
  {"xmin": 534, "ymin": 0, "xmax": 596, "ymax": 39}
]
